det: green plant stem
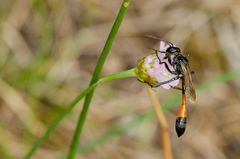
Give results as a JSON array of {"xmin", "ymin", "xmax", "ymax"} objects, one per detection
[
  {"xmin": 22, "ymin": 69, "xmax": 136, "ymax": 159},
  {"xmin": 67, "ymin": 1, "xmax": 131, "ymax": 159}
]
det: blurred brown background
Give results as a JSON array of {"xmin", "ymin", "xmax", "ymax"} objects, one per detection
[{"xmin": 0, "ymin": 0, "xmax": 240, "ymax": 159}]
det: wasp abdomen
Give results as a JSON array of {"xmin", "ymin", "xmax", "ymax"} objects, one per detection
[{"xmin": 175, "ymin": 117, "xmax": 187, "ymax": 137}]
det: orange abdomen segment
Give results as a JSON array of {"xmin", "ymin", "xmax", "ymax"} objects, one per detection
[{"xmin": 175, "ymin": 94, "xmax": 187, "ymax": 137}]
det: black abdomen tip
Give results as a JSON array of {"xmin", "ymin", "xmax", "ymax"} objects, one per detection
[{"xmin": 175, "ymin": 117, "xmax": 187, "ymax": 137}]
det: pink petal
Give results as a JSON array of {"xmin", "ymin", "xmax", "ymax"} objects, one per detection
[
  {"xmin": 144, "ymin": 55, "xmax": 154, "ymax": 65},
  {"xmin": 161, "ymin": 84, "xmax": 171, "ymax": 89},
  {"xmin": 159, "ymin": 41, "xmax": 169, "ymax": 52}
]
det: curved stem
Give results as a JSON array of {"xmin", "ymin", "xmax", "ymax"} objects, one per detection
[
  {"xmin": 67, "ymin": 1, "xmax": 131, "ymax": 159},
  {"xmin": 22, "ymin": 69, "xmax": 136, "ymax": 159},
  {"xmin": 147, "ymin": 86, "xmax": 173, "ymax": 159}
]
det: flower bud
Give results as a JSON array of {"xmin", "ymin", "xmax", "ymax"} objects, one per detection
[
  {"xmin": 135, "ymin": 41, "xmax": 180, "ymax": 89},
  {"xmin": 135, "ymin": 53, "xmax": 160, "ymax": 87}
]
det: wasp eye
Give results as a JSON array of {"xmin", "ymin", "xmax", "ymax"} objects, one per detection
[{"xmin": 166, "ymin": 47, "xmax": 180, "ymax": 53}]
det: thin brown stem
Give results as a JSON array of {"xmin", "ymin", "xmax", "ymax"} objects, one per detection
[{"xmin": 146, "ymin": 86, "xmax": 173, "ymax": 159}]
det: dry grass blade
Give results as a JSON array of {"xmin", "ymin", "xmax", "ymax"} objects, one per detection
[{"xmin": 0, "ymin": 78, "xmax": 45, "ymax": 136}]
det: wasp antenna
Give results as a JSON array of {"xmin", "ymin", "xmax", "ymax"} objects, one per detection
[
  {"xmin": 147, "ymin": 48, "xmax": 158, "ymax": 52},
  {"xmin": 144, "ymin": 35, "xmax": 162, "ymax": 40},
  {"xmin": 147, "ymin": 48, "xmax": 168, "ymax": 54},
  {"xmin": 144, "ymin": 35, "xmax": 174, "ymax": 47}
]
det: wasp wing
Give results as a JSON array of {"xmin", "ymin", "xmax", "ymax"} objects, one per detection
[{"xmin": 180, "ymin": 62, "xmax": 196, "ymax": 103}]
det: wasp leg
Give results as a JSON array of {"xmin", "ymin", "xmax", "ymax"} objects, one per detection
[
  {"xmin": 151, "ymin": 75, "xmax": 181, "ymax": 88},
  {"xmin": 170, "ymin": 86, "xmax": 182, "ymax": 90},
  {"xmin": 155, "ymin": 50, "xmax": 178, "ymax": 75},
  {"xmin": 148, "ymin": 47, "xmax": 169, "ymax": 54},
  {"xmin": 163, "ymin": 55, "xmax": 173, "ymax": 65},
  {"xmin": 159, "ymin": 51, "xmax": 168, "ymax": 54},
  {"xmin": 148, "ymin": 48, "xmax": 166, "ymax": 53},
  {"xmin": 149, "ymin": 47, "xmax": 171, "ymax": 62}
]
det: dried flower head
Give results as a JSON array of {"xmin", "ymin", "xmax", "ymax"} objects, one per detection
[{"xmin": 135, "ymin": 41, "xmax": 180, "ymax": 89}]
